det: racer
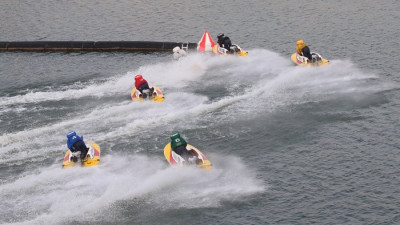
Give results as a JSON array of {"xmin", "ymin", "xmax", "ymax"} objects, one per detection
[
  {"xmin": 217, "ymin": 33, "xmax": 232, "ymax": 52},
  {"xmin": 66, "ymin": 131, "xmax": 89, "ymax": 162},
  {"xmin": 170, "ymin": 132, "xmax": 198, "ymax": 164},
  {"xmin": 173, "ymin": 46, "xmax": 187, "ymax": 60},
  {"xmin": 296, "ymin": 40, "xmax": 313, "ymax": 61},
  {"xmin": 134, "ymin": 74, "xmax": 153, "ymax": 98}
]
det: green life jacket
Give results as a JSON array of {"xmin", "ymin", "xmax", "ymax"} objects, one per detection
[{"xmin": 170, "ymin": 133, "xmax": 187, "ymax": 150}]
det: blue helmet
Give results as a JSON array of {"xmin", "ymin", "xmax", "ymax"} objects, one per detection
[{"xmin": 67, "ymin": 131, "xmax": 77, "ymax": 138}]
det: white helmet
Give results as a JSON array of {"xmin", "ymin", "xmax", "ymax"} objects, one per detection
[{"xmin": 173, "ymin": 46, "xmax": 180, "ymax": 53}]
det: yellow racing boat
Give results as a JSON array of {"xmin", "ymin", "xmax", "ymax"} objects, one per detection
[
  {"xmin": 164, "ymin": 143, "xmax": 212, "ymax": 170},
  {"xmin": 212, "ymin": 44, "xmax": 248, "ymax": 57},
  {"xmin": 131, "ymin": 86, "xmax": 164, "ymax": 102},
  {"xmin": 62, "ymin": 142, "xmax": 100, "ymax": 168},
  {"xmin": 291, "ymin": 52, "xmax": 329, "ymax": 67}
]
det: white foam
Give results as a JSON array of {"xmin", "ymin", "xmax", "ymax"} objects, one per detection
[{"xmin": 0, "ymin": 154, "xmax": 264, "ymax": 225}]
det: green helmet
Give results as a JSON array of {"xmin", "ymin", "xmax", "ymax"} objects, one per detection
[
  {"xmin": 170, "ymin": 132, "xmax": 187, "ymax": 150},
  {"xmin": 170, "ymin": 132, "xmax": 181, "ymax": 140}
]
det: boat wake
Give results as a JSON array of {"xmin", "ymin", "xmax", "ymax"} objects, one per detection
[{"xmin": 0, "ymin": 154, "xmax": 263, "ymax": 225}]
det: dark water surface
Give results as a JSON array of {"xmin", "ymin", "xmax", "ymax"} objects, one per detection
[{"xmin": 1, "ymin": 1, "xmax": 399, "ymax": 224}]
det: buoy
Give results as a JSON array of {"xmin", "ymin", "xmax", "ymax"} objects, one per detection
[{"xmin": 197, "ymin": 30, "xmax": 215, "ymax": 52}]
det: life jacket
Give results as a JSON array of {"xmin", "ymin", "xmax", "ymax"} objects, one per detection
[
  {"xmin": 218, "ymin": 37, "xmax": 232, "ymax": 50},
  {"xmin": 170, "ymin": 133, "xmax": 187, "ymax": 150},
  {"xmin": 296, "ymin": 43, "xmax": 307, "ymax": 55},
  {"xmin": 67, "ymin": 132, "xmax": 84, "ymax": 150},
  {"xmin": 135, "ymin": 77, "xmax": 148, "ymax": 89}
]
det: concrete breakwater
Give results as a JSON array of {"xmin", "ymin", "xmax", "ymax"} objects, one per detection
[{"xmin": 0, "ymin": 41, "xmax": 197, "ymax": 52}]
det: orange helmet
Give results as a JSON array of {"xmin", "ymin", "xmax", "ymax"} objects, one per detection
[
  {"xmin": 135, "ymin": 74, "xmax": 143, "ymax": 80},
  {"xmin": 296, "ymin": 40, "xmax": 305, "ymax": 45}
]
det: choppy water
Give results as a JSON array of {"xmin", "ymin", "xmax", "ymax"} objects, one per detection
[{"xmin": 1, "ymin": 1, "xmax": 399, "ymax": 224}]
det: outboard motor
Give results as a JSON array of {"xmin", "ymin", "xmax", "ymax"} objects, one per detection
[
  {"xmin": 311, "ymin": 54, "xmax": 318, "ymax": 65},
  {"xmin": 230, "ymin": 45, "xmax": 238, "ymax": 54},
  {"xmin": 142, "ymin": 89, "xmax": 151, "ymax": 99}
]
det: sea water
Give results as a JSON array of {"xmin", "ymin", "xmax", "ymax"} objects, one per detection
[{"xmin": 0, "ymin": 1, "xmax": 399, "ymax": 224}]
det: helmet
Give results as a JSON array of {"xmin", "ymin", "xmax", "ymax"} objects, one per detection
[
  {"xmin": 135, "ymin": 74, "xmax": 143, "ymax": 80},
  {"xmin": 217, "ymin": 33, "xmax": 224, "ymax": 39},
  {"xmin": 170, "ymin": 132, "xmax": 181, "ymax": 140},
  {"xmin": 173, "ymin": 46, "xmax": 180, "ymax": 53},
  {"xmin": 67, "ymin": 131, "xmax": 77, "ymax": 138},
  {"xmin": 296, "ymin": 40, "xmax": 305, "ymax": 45}
]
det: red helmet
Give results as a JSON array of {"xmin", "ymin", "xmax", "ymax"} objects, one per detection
[{"xmin": 135, "ymin": 74, "xmax": 143, "ymax": 80}]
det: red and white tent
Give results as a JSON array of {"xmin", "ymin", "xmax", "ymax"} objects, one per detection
[{"xmin": 197, "ymin": 30, "xmax": 215, "ymax": 52}]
